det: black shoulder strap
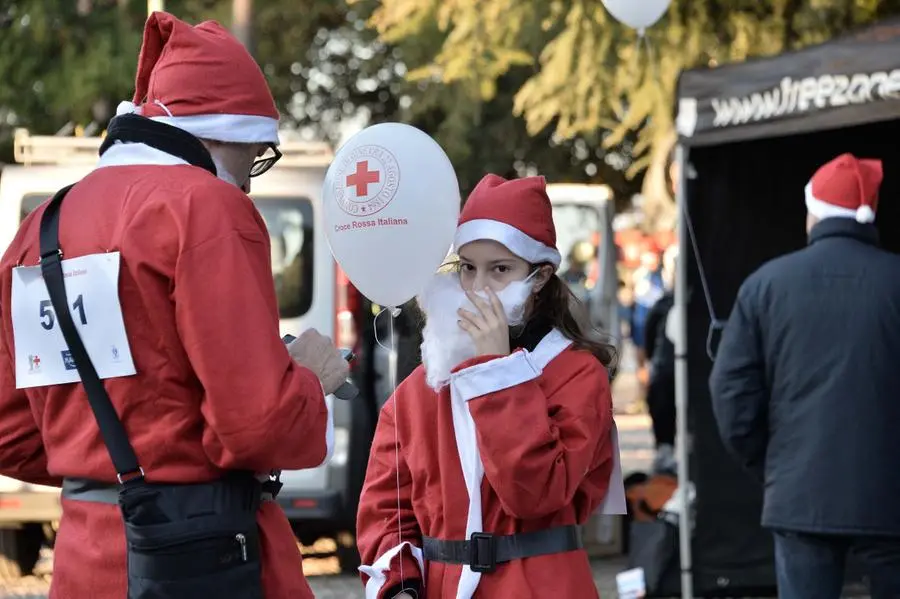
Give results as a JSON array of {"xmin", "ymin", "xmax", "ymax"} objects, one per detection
[{"xmin": 38, "ymin": 185, "xmax": 144, "ymax": 485}]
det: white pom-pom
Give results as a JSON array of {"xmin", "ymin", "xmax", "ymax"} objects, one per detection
[
  {"xmin": 856, "ymin": 205, "xmax": 876, "ymax": 224},
  {"xmin": 115, "ymin": 101, "xmax": 142, "ymax": 116}
]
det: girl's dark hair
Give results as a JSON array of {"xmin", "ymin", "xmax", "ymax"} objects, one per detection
[{"xmin": 532, "ymin": 268, "xmax": 618, "ymax": 371}]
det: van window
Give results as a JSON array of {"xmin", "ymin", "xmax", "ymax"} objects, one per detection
[
  {"xmin": 253, "ymin": 197, "xmax": 315, "ymax": 319},
  {"xmin": 552, "ymin": 203, "xmax": 602, "ymax": 271},
  {"xmin": 21, "ymin": 193, "xmax": 315, "ymax": 320}
]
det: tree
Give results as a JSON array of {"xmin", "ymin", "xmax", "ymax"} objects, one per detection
[
  {"xmin": 0, "ymin": 0, "xmax": 144, "ymax": 157},
  {"xmin": 0, "ymin": 0, "xmax": 393, "ymax": 161},
  {"xmin": 369, "ymin": 0, "xmax": 900, "ymax": 227},
  {"xmin": 0, "ymin": 0, "xmax": 629, "ymax": 198}
]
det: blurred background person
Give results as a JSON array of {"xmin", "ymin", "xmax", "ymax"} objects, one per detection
[
  {"xmin": 630, "ymin": 243, "xmax": 665, "ymax": 396},
  {"xmin": 642, "ymin": 246, "xmax": 677, "ymax": 473},
  {"xmin": 560, "ymin": 239, "xmax": 597, "ymax": 312}
]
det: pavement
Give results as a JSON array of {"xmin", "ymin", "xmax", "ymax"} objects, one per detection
[{"xmin": 0, "ymin": 561, "xmax": 630, "ymax": 599}]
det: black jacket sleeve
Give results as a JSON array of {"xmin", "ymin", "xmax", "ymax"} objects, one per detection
[{"xmin": 709, "ymin": 282, "xmax": 769, "ymax": 481}]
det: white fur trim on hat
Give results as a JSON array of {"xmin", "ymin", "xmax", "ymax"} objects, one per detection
[
  {"xmin": 454, "ymin": 219, "xmax": 561, "ymax": 266},
  {"xmin": 150, "ymin": 113, "xmax": 280, "ymax": 145},
  {"xmin": 115, "ymin": 99, "xmax": 280, "ymax": 145},
  {"xmin": 804, "ymin": 182, "xmax": 868, "ymax": 222}
]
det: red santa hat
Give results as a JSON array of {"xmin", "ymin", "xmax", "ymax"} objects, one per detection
[
  {"xmin": 115, "ymin": 11, "xmax": 279, "ymax": 145},
  {"xmin": 804, "ymin": 153, "xmax": 883, "ymax": 224},
  {"xmin": 454, "ymin": 174, "xmax": 561, "ymax": 267}
]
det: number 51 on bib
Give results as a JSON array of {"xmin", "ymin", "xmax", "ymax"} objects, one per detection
[{"xmin": 10, "ymin": 252, "xmax": 137, "ymax": 389}]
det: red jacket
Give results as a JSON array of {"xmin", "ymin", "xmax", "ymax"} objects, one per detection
[{"xmin": 357, "ymin": 329, "xmax": 616, "ymax": 599}]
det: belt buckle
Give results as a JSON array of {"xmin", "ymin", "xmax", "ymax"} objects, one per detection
[{"xmin": 468, "ymin": 532, "xmax": 497, "ymax": 573}]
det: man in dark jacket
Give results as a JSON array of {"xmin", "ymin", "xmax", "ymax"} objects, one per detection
[
  {"xmin": 710, "ymin": 153, "xmax": 900, "ymax": 599},
  {"xmin": 644, "ymin": 253, "xmax": 676, "ymax": 473}
]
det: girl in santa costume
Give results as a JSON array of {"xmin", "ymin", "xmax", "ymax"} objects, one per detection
[{"xmin": 357, "ymin": 174, "xmax": 626, "ymax": 599}]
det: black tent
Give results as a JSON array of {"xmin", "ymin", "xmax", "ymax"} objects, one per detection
[{"xmin": 672, "ymin": 18, "xmax": 900, "ymax": 596}]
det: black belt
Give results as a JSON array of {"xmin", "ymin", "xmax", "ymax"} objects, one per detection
[
  {"xmin": 423, "ymin": 525, "xmax": 583, "ymax": 574},
  {"xmin": 61, "ymin": 477, "xmax": 280, "ymax": 505}
]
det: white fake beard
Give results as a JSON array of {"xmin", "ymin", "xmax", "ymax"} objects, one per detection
[{"xmin": 418, "ymin": 272, "xmax": 535, "ymax": 392}]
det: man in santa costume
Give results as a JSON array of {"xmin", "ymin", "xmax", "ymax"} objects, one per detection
[
  {"xmin": 356, "ymin": 174, "xmax": 627, "ymax": 599},
  {"xmin": 711, "ymin": 153, "xmax": 900, "ymax": 599},
  {"xmin": 0, "ymin": 12, "xmax": 347, "ymax": 599}
]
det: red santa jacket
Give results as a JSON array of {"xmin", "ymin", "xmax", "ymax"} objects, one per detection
[
  {"xmin": 357, "ymin": 328, "xmax": 625, "ymax": 599},
  {"xmin": 0, "ymin": 142, "xmax": 328, "ymax": 599}
]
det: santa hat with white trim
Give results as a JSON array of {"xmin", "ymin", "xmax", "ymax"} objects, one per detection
[
  {"xmin": 805, "ymin": 153, "xmax": 883, "ymax": 224},
  {"xmin": 454, "ymin": 174, "xmax": 561, "ymax": 267},
  {"xmin": 115, "ymin": 11, "xmax": 279, "ymax": 145}
]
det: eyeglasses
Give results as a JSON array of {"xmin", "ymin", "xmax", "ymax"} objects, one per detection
[{"xmin": 249, "ymin": 144, "xmax": 282, "ymax": 178}]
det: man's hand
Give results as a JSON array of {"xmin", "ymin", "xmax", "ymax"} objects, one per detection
[{"xmin": 287, "ymin": 329, "xmax": 350, "ymax": 395}]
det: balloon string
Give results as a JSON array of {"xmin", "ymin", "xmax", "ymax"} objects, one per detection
[
  {"xmin": 374, "ymin": 306, "xmax": 406, "ymax": 588},
  {"xmin": 630, "ymin": 34, "xmax": 641, "ymax": 77},
  {"xmin": 628, "ymin": 30, "xmax": 659, "ymax": 100},
  {"xmin": 373, "ymin": 305, "xmax": 402, "ymax": 352},
  {"xmin": 643, "ymin": 33, "xmax": 658, "ymax": 81}
]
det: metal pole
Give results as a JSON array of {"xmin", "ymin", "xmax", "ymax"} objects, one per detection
[
  {"xmin": 232, "ymin": 0, "xmax": 253, "ymax": 52},
  {"xmin": 674, "ymin": 143, "xmax": 695, "ymax": 599},
  {"xmin": 147, "ymin": 0, "xmax": 164, "ymax": 15}
]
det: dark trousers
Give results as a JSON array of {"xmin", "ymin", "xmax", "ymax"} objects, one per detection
[
  {"xmin": 774, "ymin": 530, "xmax": 900, "ymax": 599},
  {"xmin": 646, "ymin": 370, "xmax": 676, "ymax": 447}
]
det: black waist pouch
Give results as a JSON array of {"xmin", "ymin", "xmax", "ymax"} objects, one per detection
[
  {"xmin": 120, "ymin": 474, "xmax": 264, "ymax": 599},
  {"xmin": 37, "ymin": 185, "xmax": 265, "ymax": 598}
]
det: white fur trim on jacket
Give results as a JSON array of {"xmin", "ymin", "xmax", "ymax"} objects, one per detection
[
  {"xmin": 454, "ymin": 219, "xmax": 561, "ymax": 267},
  {"xmin": 358, "ymin": 541, "xmax": 425, "ymax": 599},
  {"xmin": 451, "ymin": 351, "xmax": 541, "ymax": 401},
  {"xmin": 95, "ymin": 141, "xmax": 189, "ymax": 169}
]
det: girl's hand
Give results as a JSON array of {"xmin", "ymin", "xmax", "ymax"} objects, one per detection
[{"xmin": 458, "ymin": 287, "xmax": 510, "ymax": 357}]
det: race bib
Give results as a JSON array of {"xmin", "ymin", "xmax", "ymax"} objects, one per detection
[{"xmin": 11, "ymin": 252, "xmax": 137, "ymax": 389}]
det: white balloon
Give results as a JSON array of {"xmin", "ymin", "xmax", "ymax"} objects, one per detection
[
  {"xmin": 323, "ymin": 123, "xmax": 460, "ymax": 308},
  {"xmin": 601, "ymin": 0, "xmax": 671, "ymax": 31}
]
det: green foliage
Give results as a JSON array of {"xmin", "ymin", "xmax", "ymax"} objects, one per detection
[
  {"xmin": 0, "ymin": 2, "xmax": 143, "ymax": 142},
  {"xmin": 0, "ymin": 0, "xmax": 391, "ymax": 159},
  {"xmin": 370, "ymin": 0, "xmax": 900, "ymax": 215},
  {"xmin": 0, "ymin": 0, "xmax": 620, "ymax": 198},
  {"xmin": 6, "ymin": 0, "xmax": 897, "ymax": 208}
]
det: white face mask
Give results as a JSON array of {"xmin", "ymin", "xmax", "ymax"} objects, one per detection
[{"xmin": 418, "ymin": 271, "xmax": 537, "ymax": 391}]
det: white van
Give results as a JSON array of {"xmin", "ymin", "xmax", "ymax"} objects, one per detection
[
  {"xmin": 0, "ymin": 129, "xmax": 376, "ymax": 577},
  {"xmin": 546, "ymin": 183, "xmax": 620, "ymax": 345}
]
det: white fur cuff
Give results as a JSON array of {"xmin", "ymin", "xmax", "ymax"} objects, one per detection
[
  {"xmin": 359, "ymin": 542, "xmax": 425, "ymax": 599},
  {"xmin": 451, "ymin": 351, "xmax": 541, "ymax": 402},
  {"xmin": 116, "ymin": 100, "xmax": 142, "ymax": 116}
]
